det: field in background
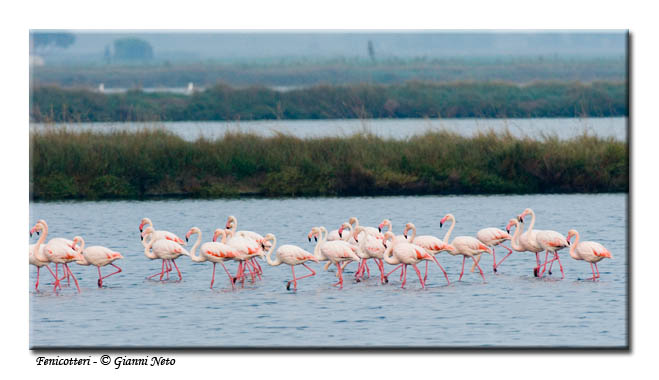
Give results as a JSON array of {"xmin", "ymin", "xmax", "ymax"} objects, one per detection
[{"xmin": 30, "ymin": 128, "xmax": 628, "ymax": 200}]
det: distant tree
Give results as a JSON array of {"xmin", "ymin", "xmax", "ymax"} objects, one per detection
[
  {"xmin": 31, "ymin": 32, "xmax": 75, "ymax": 53},
  {"xmin": 113, "ymin": 38, "xmax": 154, "ymax": 61},
  {"xmin": 367, "ymin": 40, "xmax": 376, "ymax": 62}
]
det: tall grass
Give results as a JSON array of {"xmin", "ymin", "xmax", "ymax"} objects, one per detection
[
  {"xmin": 30, "ymin": 81, "xmax": 627, "ymax": 122},
  {"xmin": 30, "ymin": 129, "xmax": 628, "ymax": 200}
]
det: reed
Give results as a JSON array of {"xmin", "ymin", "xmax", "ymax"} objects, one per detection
[
  {"xmin": 30, "ymin": 80, "xmax": 627, "ymax": 122},
  {"xmin": 30, "ymin": 128, "xmax": 628, "ymax": 200}
]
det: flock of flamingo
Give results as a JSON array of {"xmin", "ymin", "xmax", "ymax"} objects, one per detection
[{"xmin": 28, "ymin": 208, "xmax": 613, "ymax": 293}]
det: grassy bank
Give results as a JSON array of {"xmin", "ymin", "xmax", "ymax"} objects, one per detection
[
  {"xmin": 30, "ymin": 81, "xmax": 627, "ymax": 122},
  {"xmin": 31, "ymin": 57, "xmax": 626, "ymax": 88},
  {"xmin": 30, "ymin": 129, "xmax": 628, "ymax": 200}
]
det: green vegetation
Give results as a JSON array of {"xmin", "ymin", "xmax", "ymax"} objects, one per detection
[
  {"xmin": 30, "ymin": 129, "xmax": 628, "ymax": 201},
  {"xmin": 31, "ymin": 57, "xmax": 626, "ymax": 88},
  {"xmin": 30, "ymin": 81, "xmax": 626, "ymax": 122}
]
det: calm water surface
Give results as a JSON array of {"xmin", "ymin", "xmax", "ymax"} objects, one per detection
[
  {"xmin": 29, "ymin": 193, "xmax": 627, "ymax": 348},
  {"xmin": 30, "ymin": 117, "xmax": 627, "ymax": 141}
]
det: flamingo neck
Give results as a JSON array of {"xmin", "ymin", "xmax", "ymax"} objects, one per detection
[
  {"xmin": 313, "ymin": 227, "xmax": 328, "ymax": 260},
  {"xmin": 509, "ymin": 222, "xmax": 525, "ymax": 251},
  {"xmin": 189, "ymin": 231, "xmax": 204, "ymax": 262},
  {"xmin": 442, "ymin": 215, "xmax": 456, "ymax": 243},
  {"xmin": 343, "ymin": 224, "xmax": 353, "ymax": 242},
  {"xmin": 144, "ymin": 237, "xmax": 158, "ymax": 259},
  {"xmin": 527, "ymin": 209, "xmax": 536, "ymax": 232},
  {"xmin": 264, "ymin": 237, "xmax": 281, "ymax": 266},
  {"xmin": 569, "ymin": 231, "xmax": 580, "ymax": 259},
  {"xmin": 407, "ymin": 224, "xmax": 417, "ymax": 241},
  {"xmin": 383, "ymin": 241, "xmax": 398, "ymax": 265},
  {"xmin": 33, "ymin": 224, "xmax": 49, "ymax": 262}
]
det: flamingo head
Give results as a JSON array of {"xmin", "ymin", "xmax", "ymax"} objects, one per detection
[
  {"xmin": 518, "ymin": 208, "xmax": 533, "ymax": 222},
  {"xmin": 566, "ymin": 229, "xmax": 578, "ymax": 244},
  {"xmin": 378, "ymin": 219, "xmax": 391, "ymax": 233},
  {"xmin": 29, "ymin": 222, "xmax": 43, "ymax": 237},
  {"xmin": 261, "ymin": 233, "xmax": 275, "ymax": 251},
  {"xmin": 308, "ymin": 228, "xmax": 319, "ymax": 242},
  {"xmin": 338, "ymin": 222, "xmax": 351, "ymax": 238},
  {"xmin": 439, "ymin": 214, "xmax": 451, "ymax": 228},
  {"xmin": 211, "ymin": 228, "xmax": 223, "ymax": 243},
  {"xmin": 225, "ymin": 216, "xmax": 236, "ymax": 230},
  {"xmin": 141, "ymin": 227, "xmax": 154, "ymax": 241},
  {"xmin": 185, "ymin": 227, "xmax": 200, "ymax": 242},
  {"xmin": 71, "ymin": 236, "xmax": 85, "ymax": 253},
  {"xmin": 348, "ymin": 217, "xmax": 357, "ymax": 226},
  {"xmin": 505, "ymin": 218, "xmax": 518, "ymax": 234},
  {"xmin": 139, "ymin": 217, "xmax": 151, "ymax": 232}
]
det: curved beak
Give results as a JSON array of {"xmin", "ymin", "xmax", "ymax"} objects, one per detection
[
  {"xmin": 506, "ymin": 228, "xmax": 510, "ymax": 234},
  {"xmin": 314, "ymin": 236, "xmax": 317, "ymax": 242},
  {"xmin": 140, "ymin": 235, "xmax": 144, "ymax": 241},
  {"xmin": 440, "ymin": 222, "xmax": 443, "ymax": 228}
]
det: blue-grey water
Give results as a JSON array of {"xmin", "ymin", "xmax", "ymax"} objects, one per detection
[
  {"xmin": 30, "ymin": 117, "xmax": 627, "ymax": 141},
  {"xmin": 29, "ymin": 193, "xmax": 627, "ymax": 348}
]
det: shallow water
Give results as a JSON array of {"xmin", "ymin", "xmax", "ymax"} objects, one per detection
[
  {"xmin": 30, "ymin": 117, "xmax": 627, "ymax": 141},
  {"xmin": 29, "ymin": 193, "xmax": 627, "ymax": 348}
]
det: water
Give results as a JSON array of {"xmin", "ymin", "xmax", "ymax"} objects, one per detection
[
  {"xmin": 29, "ymin": 193, "xmax": 627, "ymax": 348},
  {"xmin": 30, "ymin": 117, "xmax": 627, "ymax": 141}
]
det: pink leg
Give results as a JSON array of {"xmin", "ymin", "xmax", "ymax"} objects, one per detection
[
  {"xmin": 384, "ymin": 264, "xmax": 403, "ymax": 283},
  {"xmin": 218, "ymin": 261, "xmax": 236, "ymax": 289},
  {"xmin": 539, "ymin": 251, "xmax": 550, "ymax": 277},
  {"xmin": 64, "ymin": 264, "xmax": 81, "ymax": 293},
  {"xmin": 332, "ymin": 262, "xmax": 344, "ymax": 289},
  {"xmin": 364, "ymin": 260, "xmax": 370, "ymax": 278},
  {"xmin": 35, "ymin": 267, "xmax": 40, "ymax": 290},
  {"xmin": 401, "ymin": 265, "xmax": 408, "ymax": 288},
  {"xmin": 423, "ymin": 260, "xmax": 429, "ymax": 282},
  {"xmin": 375, "ymin": 259, "xmax": 385, "ymax": 284},
  {"xmin": 586, "ymin": 263, "xmax": 597, "ymax": 281},
  {"xmin": 431, "ymin": 256, "xmax": 450, "ymax": 285},
  {"xmin": 459, "ymin": 256, "xmax": 466, "ymax": 281},
  {"xmin": 494, "ymin": 245, "xmax": 513, "ymax": 271},
  {"xmin": 595, "ymin": 263, "xmax": 600, "ymax": 279},
  {"xmin": 97, "ymin": 266, "xmax": 103, "ymax": 287},
  {"xmin": 556, "ymin": 253, "xmax": 565, "ymax": 279},
  {"xmin": 492, "ymin": 246, "xmax": 497, "ymax": 271},
  {"xmin": 412, "ymin": 263, "xmax": 425, "ymax": 288},
  {"xmin": 472, "ymin": 256, "xmax": 486, "ymax": 282},
  {"xmin": 147, "ymin": 260, "xmax": 166, "ymax": 280},
  {"xmin": 210, "ymin": 263, "xmax": 217, "ymax": 289},
  {"xmin": 172, "ymin": 259, "xmax": 182, "ymax": 280}
]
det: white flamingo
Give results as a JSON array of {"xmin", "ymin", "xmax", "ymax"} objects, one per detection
[
  {"xmin": 382, "ymin": 232, "xmax": 437, "ymax": 288},
  {"xmin": 402, "ymin": 222, "xmax": 452, "ymax": 285},
  {"xmin": 308, "ymin": 226, "xmax": 360, "ymax": 289},
  {"xmin": 29, "ymin": 221, "xmax": 58, "ymax": 291},
  {"xmin": 475, "ymin": 227, "xmax": 513, "ymax": 272},
  {"xmin": 440, "ymin": 213, "xmax": 491, "ymax": 282},
  {"xmin": 186, "ymin": 227, "xmax": 242, "ymax": 289},
  {"xmin": 566, "ymin": 229, "xmax": 613, "ymax": 281},
  {"xmin": 262, "ymin": 233, "xmax": 318, "ymax": 290},
  {"xmin": 73, "ymin": 236, "xmax": 124, "ymax": 287}
]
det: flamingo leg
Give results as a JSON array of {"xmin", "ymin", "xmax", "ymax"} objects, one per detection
[
  {"xmin": 384, "ymin": 264, "xmax": 403, "ymax": 283},
  {"xmin": 289, "ymin": 265, "xmax": 297, "ymax": 290},
  {"xmin": 472, "ymin": 256, "xmax": 486, "ymax": 282},
  {"xmin": 210, "ymin": 263, "xmax": 217, "ymax": 289},
  {"xmin": 534, "ymin": 253, "xmax": 541, "ymax": 277},
  {"xmin": 431, "ymin": 256, "xmax": 450, "ymax": 285},
  {"xmin": 492, "ymin": 246, "xmax": 497, "ymax": 271},
  {"xmin": 102, "ymin": 263, "xmax": 122, "ymax": 280},
  {"xmin": 148, "ymin": 260, "xmax": 166, "ymax": 280},
  {"xmin": 98, "ymin": 263, "xmax": 121, "ymax": 287},
  {"xmin": 401, "ymin": 265, "xmax": 408, "ymax": 288},
  {"xmin": 594, "ymin": 262, "xmax": 600, "ymax": 279},
  {"xmin": 587, "ymin": 262, "xmax": 597, "ymax": 281},
  {"xmin": 172, "ymin": 259, "xmax": 182, "ymax": 281},
  {"xmin": 412, "ymin": 263, "xmax": 425, "ymax": 288},
  {"xmin": 364, "ymin": 260, "xmax": 370, "ymax": 278},
  {"xmin": 218, "ymin": 261, "xmax": 235, "ymax": 289},
  {"xmin": 459, "ymin": 256, "xmax": 466, "ymax": 281},
  {"xmin": 35, "ymin": 267, "xmax": 40, "ymax": 291},
  {"xmin": 332, "ymin": 262, "xmax": 344, "ymax": 289},
  {"xmin": 97, "ymin": 266, "xmax": 103, "ymax": 287},
  {"xmin": 495, "ymin": 245, "xmax": 514, "ymax": 271},
  {"xmin": 423, "ymin": 260, "xmax": 429, "ymax": 282},
  {"xmin": 555, "ymin": 253, "xmax": 565, "ymax": 279},
  {"xmin": 64, "ymin": 264, "xmax": 80, "ymax": 293},
  {"xmin": 244, "ymin": 260, "xmax": 256, "ymax": 282},
  {"xmin": 250, "ymin": 258, "xmax": 262, "ymax": 280},
  {"xmin": 539, "ymin": 251, "xmax": 550, "ymax": 277}
]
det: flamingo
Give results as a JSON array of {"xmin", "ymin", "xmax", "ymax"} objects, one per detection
[
  {"xmin": 43, "ymin": 236, "xmax": 84, "ymax": 292},
  {"xmin": 378, "ymin": 219, "xmax": 409, "ymax": 245},
  {"xmin": 29, "ymin": 221, "xmax": 58, "ymax": 291},
  {"xmin": 566, "ymin": 229, "xmax": 612, "ymax": 280},
  {"xmin": 534, "ymin": 229, "xmax": 569, "ymax": 278},
  {"xmin": 402, "ymin": 222, "xmax": 451, "ymax": 285},
  {"xmin": 352, "ymin": 226, "xmax": 387, "ymax": 284},
  {"xmin": 143, "ymin": 235, "xmax": 189, "ymax": 281},
  {"xmin": 33, "ymin": 219, "xmax": 77, "ymax": 285},
  {"xmin": 262, "ymin": 233, "xmax": 318, "ymax": 290},
  {"xmin": 516, "ymin": 208, "xmax": 547, "ymax": 277},
  {"xmin": 308, "ymin": 226, "xmax": 360, "ymax": 289},
  {"xmin": 72, "ymin": 236, "xmax": 124, "ymax": 287},
  {"xmin": 440, "ymin": 214, "xmax": 491, "ymax": 282},
  {"xmin": 382, "ymin": 232, "xmax": 440, "ymax": 289},
  {"xmin": 475, "ymin": 227, "xmax": 513, "ymax": 272},
  {"xmin": 337, "ymin": 221, "xmax": 372, "ymax": 281},
  {"xmin": 185, "ymin": 227, "xmax": 241, "ymax": 289},
  {"xmin": 225, "ymin": 215, "xmax": 266, "ymax": 276},
  {"xmin": 222, "ymin": 228, "xmax": 263, "ymax": 284}
]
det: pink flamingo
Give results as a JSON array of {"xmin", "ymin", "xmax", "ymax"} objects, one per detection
[
  {"xmin": 143, "ymin": 235, "xmax": 190, "ymax": 281},
  {"xmin": 440, "ymin": 214, "xmax": 491, "ymax": 282},
  {"xmin": 534, "ymin": 229, "xmax": 570, "ymax": 278},
  {"xmin": 29, "ymin": 221, "xmax": 58, "ymax": 291},
  {"xmin": 72, "ymin": 236, "xmax": 123, "ymax": 287},
  {"xmin": 517, "ymin": 208, "xmax": 548, "ymax": 277},
  {"xmin": 225, "ymin": 215, "xmax": 266, "ymax": 276},
  {"xmin": 402, "ymin": 222, "xmax": 451, "ymax": 285},
  {"xmin": 262, "ymin": 233, "xmax": 318, "ymax": 290},
  {"xmin": 382, "ymin": 232, "xmax": 440, "ymax": 289},
  {"xmin": 352, "ymin": 226, "xmax": 387, "ymax": 284},
  {"xmin": 33, "ymin": 219, "xmax": 78, "ymax": 286},
  {"xmin": 566, "ymin": 229, "xmax": 612, "ymax": 281},
  {"xmin": 222, "ymin": 229, "xmax": 263, "ymax": 284},
  {"xmin": 476, "ymin": 227, "xmax": 513, "ymax": 272},
  {"xmin": 309, "ymin": 226, "xmax": 360, "ymax": 289},
  {"xmin": 186, "ymin": 227, "xmax": 241, "ymax": 289},
  {"xmin": 44, "ymin": 236, "xmax": 84, "ymax": 292}
]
